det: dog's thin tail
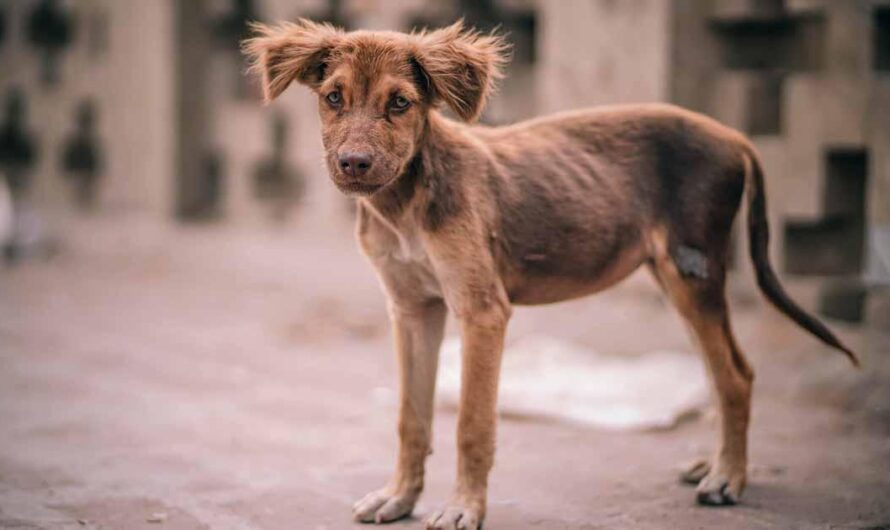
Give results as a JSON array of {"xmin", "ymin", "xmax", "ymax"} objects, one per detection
[{"xmin": 742, "ymin": 147, "xmax": 859, "ymax": 367}]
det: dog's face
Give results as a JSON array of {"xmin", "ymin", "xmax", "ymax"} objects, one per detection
[
  {"xmin": 312, "ymin": 44, "xmax": 428, "ymax": 196},
  {"xmin": 244, "ymin": 20, "xmax": 507, "ymax": 196}
]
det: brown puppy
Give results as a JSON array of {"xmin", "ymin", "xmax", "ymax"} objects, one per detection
[{"xmin": 244, "ymin": 20, "xmax": 857, "ymax": 529}]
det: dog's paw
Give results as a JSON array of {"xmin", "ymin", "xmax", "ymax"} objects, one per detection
[
  {"xmin": 695, "ymin": 463, "xmax": 746, "ymax": 506},
  {"xmin": 679, "ymin": 458, "xmax": 711, "ymax": 485},
  {"xmin": 424, "ymin": 500, "xmax": 484, "ymax": 530},
  {"xmin": 352, "ymin": 488, "xmax": 418, "ymax": 524}
]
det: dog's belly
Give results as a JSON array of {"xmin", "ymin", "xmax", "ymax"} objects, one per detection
[{"xmin": 502, "ymin": 241, "xmax": 646, "ymax": 305}]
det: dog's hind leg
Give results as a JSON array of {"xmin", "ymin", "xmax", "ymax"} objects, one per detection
[{"xmin": 647, "ymin": 228, "xmax": 754, "ymax": 506}]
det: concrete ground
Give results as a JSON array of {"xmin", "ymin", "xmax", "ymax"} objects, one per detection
[{"xmin": 1, "ymin": 216, "xmax": 888, "ymax": 529}]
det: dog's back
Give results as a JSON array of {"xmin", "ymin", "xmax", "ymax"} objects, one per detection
[{"xmin": 466, "ymin": 104, "xmax": 748, "ymax": 305}]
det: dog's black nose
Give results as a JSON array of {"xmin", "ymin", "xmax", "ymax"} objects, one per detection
[{"xmin": 339, "ymin": 152, "xmax": 373, "ymax": 178}]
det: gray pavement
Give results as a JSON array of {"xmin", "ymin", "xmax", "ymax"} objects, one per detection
[{"xmin": 1, "ymin": 217, "xmax": 888, "ymax": 529}]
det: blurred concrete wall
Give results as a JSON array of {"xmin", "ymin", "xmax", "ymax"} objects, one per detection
[
  {"xmin": 1, "ymin": 0, "xmax": 887, "ymax": 323},
  {"xmin": 0, "ymin": 0, "xmax": 175, "ymax": 220},
  {"xmin": 669, "ymin": 0, "xmax": 890, "ymax": 323},
  {"xmin": 537, "ymin": 0, "xmax": 671, "ymax": 112}
]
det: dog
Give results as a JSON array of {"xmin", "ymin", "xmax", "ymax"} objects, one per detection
[{"xmin": 244, "ymin": 19, "xmax": 857, "ymax": 529}]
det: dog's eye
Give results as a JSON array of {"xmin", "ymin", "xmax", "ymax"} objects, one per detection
[
  {"xmin": 391, "ymin": 95, "xmax": 411, "ymax": 111},
  {"xmin": 326, "ymin": 91, "xmax": 342, "ymax": 106}
]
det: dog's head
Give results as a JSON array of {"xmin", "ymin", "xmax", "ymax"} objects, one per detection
[{"xmin": 244, "ymin": 19, "xmax": 508, "ymax": 196}]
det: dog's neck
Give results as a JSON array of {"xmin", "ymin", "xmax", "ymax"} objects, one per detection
[{"xmin": 363, "ymin": 110, "xmax": 468, "ymax": 230}]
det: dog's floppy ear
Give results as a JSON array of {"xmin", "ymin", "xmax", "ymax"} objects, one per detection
[
  {"xmin": 413, "ymin": 20, "xmax": 510, "ymax": 122},
  {"xmin": 242, "ymin": 19, "xmax": 343, "ymax": 103}
]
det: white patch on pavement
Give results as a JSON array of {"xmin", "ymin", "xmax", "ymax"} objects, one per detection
[{"xmin": 437, "ymin": 335, "xmax": 709, "ymax": 431}]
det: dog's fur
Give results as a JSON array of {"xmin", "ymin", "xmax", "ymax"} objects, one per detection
[{"xmin": 244, "ymin": 20, "xmax": 857, "ymax": 529}]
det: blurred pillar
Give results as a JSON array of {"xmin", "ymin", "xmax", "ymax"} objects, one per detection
[
  {"xmin": 536, "ymin": 0, "xmax": 671, "ymax": 113},
  {"xmin": 175, "ymin": 0, "xmax": 215, "ymax": 220}
]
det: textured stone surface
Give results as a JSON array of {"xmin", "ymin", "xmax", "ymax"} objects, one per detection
[{"xmin": 0, "ymin": 217, "xmax": 887, "ymax": 529}]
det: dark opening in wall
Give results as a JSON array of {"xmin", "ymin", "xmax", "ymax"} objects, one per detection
[
  {"xmin": 784, "ymin": 148, "xmax": 868, "ymax": 275},
  {"xmin": 505, "ymin": 12, "xmax": 536, "ymax": 65},
  {"xmin": 875, "ymin": 7, "xmax": 890, "ymax": 71},
  {"xmin": 408, "ymin": 0, "xmax": 536, "ymax": 65},
  {"xmin": 0, "ymin": 7, "xmax": 6, "ymax": 46},
  {"xmin": 745, "ymin": 73, "xmax": 783, "ymax": 135},
  {"xmin": 710, "ymin": 11, "xmax": 825, "ymax": 71},
  {"xmin": 748, "ymin": 0, "xmax": 786, "ymax": 17},
  {"xmin": 818, "ymin": 279, "xmax": 868, "ymax": 323}
]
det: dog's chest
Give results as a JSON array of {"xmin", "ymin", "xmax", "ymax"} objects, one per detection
[{"xmin": 357, "ymin": 202, "xmax": 443, "ymax": 301}]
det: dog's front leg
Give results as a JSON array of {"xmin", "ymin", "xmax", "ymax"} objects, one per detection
[
  {"xmin": 353, "ymin": 300, "xmax": 447, "ymax": 524},
  {"xmin": 426, "ymin": 295, "xmax": 510, "ymax": 530}
]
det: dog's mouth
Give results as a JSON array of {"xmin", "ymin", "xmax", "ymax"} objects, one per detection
[{"xmin": 333, "ymin": 180, "xmax": 384, "ymax": 196}]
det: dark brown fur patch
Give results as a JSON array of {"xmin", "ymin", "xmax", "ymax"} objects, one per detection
[{"xmin": 420, "ymin": 130, "xmax": 465, "ymax": 231}]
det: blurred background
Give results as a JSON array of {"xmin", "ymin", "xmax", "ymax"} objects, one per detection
[{"xmin": 1, "ymin": 1, "xmax": 889, "ymax": 529}]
